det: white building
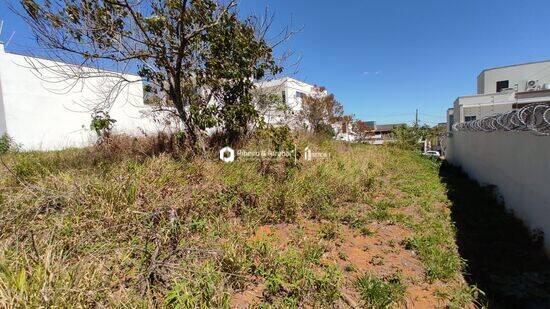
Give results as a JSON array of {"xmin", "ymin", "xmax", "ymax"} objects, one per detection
[
  {"xmin": 0, "ymin": 42, "xmax": 353, "ymax": 151},
  {"xmin": 446, "ymin": 108, "xmax": 454, "ymax": 132},
  {"xmin": 365, "ymin": 123, "xmax": 405, "ymax": 145},
  {"xmin": 477, "ymin": 60, "xmax": 550, "ymax": 95},
  {"xmin": 254, "ymin": 77, "xmax": 317, "ymax": 128},
  {"xmin": 332, "ymin": 120, "xmax": 356, "ymax": 142},
  {"xmin": 255, "ymin": 77, "xmax": 356, "ymax": 140},
  {"xmin": 449, "ymin": 60, "xmax": 550, "ymax": 130},
  {"xmin": 0, "ymin": 43, "xmax": 160, "ymax": 150}
]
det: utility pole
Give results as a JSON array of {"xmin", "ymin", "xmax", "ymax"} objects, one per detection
[{"xmin": 415, "ymin": 109, "xmax": 418, "ymax": 127}]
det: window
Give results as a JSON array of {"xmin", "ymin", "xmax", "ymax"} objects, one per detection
[
  {"xmin": 464, "ymin": 116, "xmax": 476, "ymax": 122},
  {"xmin": 496, "ymin": 80, "xmax": 509, "ymax": 92},
  {"xmin": 295, "ymin": 91, "xmax": 306, "ymax": 99},
  {"xmin": 281, "ymin": 91, "xmax": 286, "ymax": 104}
]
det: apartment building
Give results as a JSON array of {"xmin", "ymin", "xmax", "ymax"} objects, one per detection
[{"xmin": 254, "ymin": 77, "xmax": 318, "ymax": 128}]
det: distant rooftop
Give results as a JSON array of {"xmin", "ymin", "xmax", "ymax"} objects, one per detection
[
  {"xmin": 375, "ymin": 123, "xmax": 406, "ymax": 132},
  {"xmin": 478, "ymin": 59, "xmax": 550, "ymax": 77},
  {"xmin": 255, "ymin": 77, "xmax": 315, "ymax": 89}
]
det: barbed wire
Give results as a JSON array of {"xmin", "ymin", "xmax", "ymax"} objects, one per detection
[{"xmin": 453, "ymin": 103, "xmax": 550, "ymax": 136}]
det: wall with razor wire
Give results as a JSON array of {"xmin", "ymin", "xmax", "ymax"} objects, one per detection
[{"xmin": 447, "ymin": 104, "xmax": 550, "ymax": 253}]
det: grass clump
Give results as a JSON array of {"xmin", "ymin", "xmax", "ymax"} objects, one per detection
[
  {"xmin": 258, "ymin": 246, "xmax": 342, "ymax": 306},
  {"xmin": 355, "ymin": 272, "xmax": 406, "ymax": 308},
  {"xmin": 435, "ymin": 283, "xmax": 486, "ymax": 309},
  {"xmin": 319, "ymin": 221, "xmax": 339, "ymax": 240},
  {"xmin": 404, "ymin": 234, "xmax": 464, "ymax": 281},
  {"xmin": 165, "ymin": 262, "xmax": 231, "ymax": 308}
]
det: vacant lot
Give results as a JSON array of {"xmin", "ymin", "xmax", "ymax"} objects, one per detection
[{"xmin": 0, "ymin": 140, "xmax": 479, "ymax": 307}]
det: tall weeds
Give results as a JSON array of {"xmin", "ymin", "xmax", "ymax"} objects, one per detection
[{"xmin": 0, "ymin": 135, "xmax": 472, "ymax": 307}]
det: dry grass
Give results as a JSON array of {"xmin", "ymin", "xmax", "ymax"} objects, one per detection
[{"xmin": 0, "ymin": 136, "xmax": 479, "ymax": 307}]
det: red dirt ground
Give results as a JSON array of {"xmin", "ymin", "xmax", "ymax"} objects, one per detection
[{"xmin": 231, "ymin": 218, "xmax": 457, "ymax": 308}]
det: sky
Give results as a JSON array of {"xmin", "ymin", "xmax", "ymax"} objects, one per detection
[{"xmin": 2, "ymin": 0, "xmax": 550, "ymax": 125}]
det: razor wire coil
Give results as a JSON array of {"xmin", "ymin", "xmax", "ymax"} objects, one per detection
[{"xmin": 452, "ymin": 103, "xmax": 550, "ymax": 136}]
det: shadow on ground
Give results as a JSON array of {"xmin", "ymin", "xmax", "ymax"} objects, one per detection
[{"xmin": 439, "ymin": 162, "xmax": 550, "ymax": 308}]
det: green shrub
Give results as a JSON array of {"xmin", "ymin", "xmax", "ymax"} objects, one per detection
[
  {"xmin": 256, "ymin": 125, "xmax": 295, "ymax": 152},
  {"xmin": 90, "ymin": 111, "xmax": 116, "ymax": 138},
  {"xmin": 314, "ymin": 123, "xmax": 336, "ymax": 139},
  {"xmin": 405, "ymin": 235, "xmax": 463, "ymax": 281},
  {"xmin": 0, "ymin": 134, "xmax": 11, "ymax": 154}
]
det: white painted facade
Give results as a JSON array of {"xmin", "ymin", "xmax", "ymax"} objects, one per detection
[
  {"xmin": 477, "ymin": 60, "xmax": 550, "ymax": 94},
  {"xmin": 446, "ymin": 108, "xmax": 454, "ymax": 132},
  {"xmin": 0, "ymin": 43, "xmax": 160, "ymax": 150},
  {"xmin": 255, "ymin": 77, "xmax": 357, "ymax": 140},
  {"xmin": 254, "ymin": 77, "xmax": 317, "ymax": 128},
  {"xmin": 333, "ymin": 123, "xmax": 357, "ymax": 142},
  {"xmin": 452, "ymin": 91, "xmax": 516, "ymax": 124}
]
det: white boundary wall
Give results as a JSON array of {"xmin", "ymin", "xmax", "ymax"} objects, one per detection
[
  {"xmin": 0, "ymin": 46, "xmax": 161, "ymax": 150},
  {"xmin": 446, "ymin": 131, "xmax": 550, "ymax": 252}
]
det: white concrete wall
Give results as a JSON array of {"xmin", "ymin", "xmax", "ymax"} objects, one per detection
[
  {"xmin": 0, "ymin": 68, "xmax": 6, "ymax": 136},
  {"xmin": 447, "ymin": 131, "xmax": 550, "ymax": 253},
  {"xmin": 477, "ymin": 60, "xmax": 550, "ymax": 94},
  {"xmin": 0, "ymin": 47, "xmax": 161, "ymax": 150},
  {"xmin": 477, "ymin": 72, "xmax": 485, "ymax": 95}
]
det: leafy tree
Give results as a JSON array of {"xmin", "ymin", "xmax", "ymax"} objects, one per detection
[
  {"xmin": 391, "ymin": 125, "xmax": 422, "ymax": 149},
  {"xmin": 352, "ymin": 120, "xmax": 375, "ymax": 142},
  {"xmin": 299, "ymin": 86, "xmax": 343, "ymax": 134},
  {"xmin": 391, "ymin": 124, "xmax": 438, "ymax": 149},
  {"xmin": 20, "ymin": 0, "xmax": 282, "ymax": 153},
  {"xmin": 253, "ymin": 91, "xmax": 292, "ymax": 128},
  {"xmin": 424, "ymin": 124, "xmax": 446, "ymax": 151},
  {"xmin": 315, "ymin": 123, "xmax": 336, "ymax": 138},
  {"xmin": 338, "ymin": 114, "xmax": 354, "ymax": 133}
]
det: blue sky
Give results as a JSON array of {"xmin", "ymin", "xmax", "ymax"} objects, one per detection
[{"xmin": 2, "ymin": 0, "xmax": 550, "ymax": 125}]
